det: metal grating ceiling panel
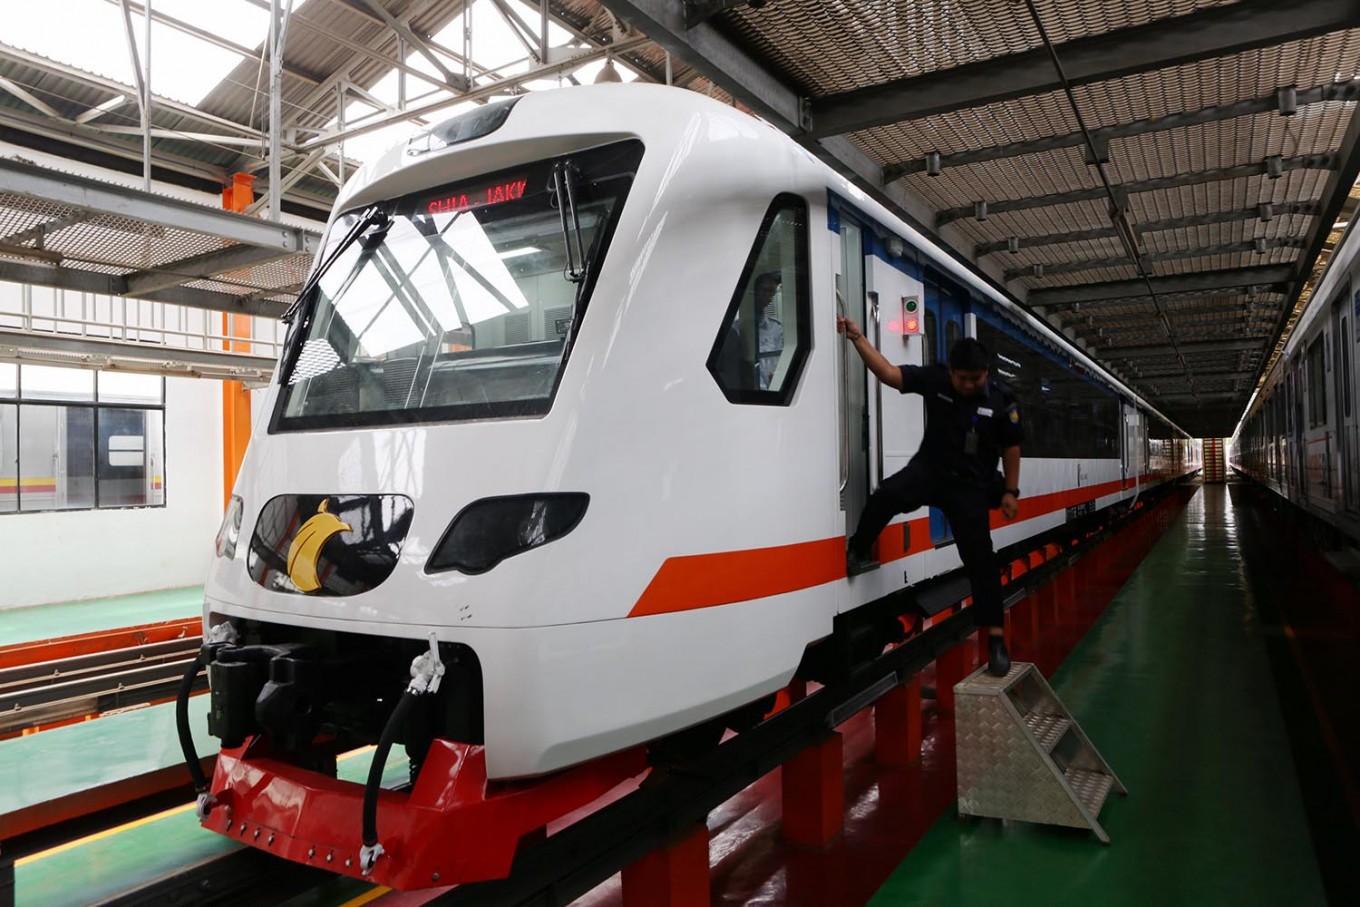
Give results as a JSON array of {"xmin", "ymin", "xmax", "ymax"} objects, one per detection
[
  {"xmin": 1071, "ymin": 29, "xmax": 1360, "ymax": 127},
  {"xmin": 850, "ymin": 88, "xmax": 1078, "ymax": 160},
  {"xmin": 1126, "ymin": 171, "xmax": 1328, "ymax": 223},
  {"xmin": 717, "ymin": 0, "xmax": 1237, "ymax": 97},
  {"xmin": 1115, "ymin": 106, "xmax": 1356, "ymax": 180},
  {"xmin": 960, "ymin": 199, "xmax": 1113, "ymax": 243},
  {"xmin": 899, "ymin": 146, "xmax": 1100, "ymax": 209}
]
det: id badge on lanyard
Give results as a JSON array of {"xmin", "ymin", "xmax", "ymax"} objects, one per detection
[{"xmin": 964, "ymin": 413, "xmax": 979, "ymax": 456}]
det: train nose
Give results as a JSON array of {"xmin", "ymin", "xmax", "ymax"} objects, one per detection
[{"xmin": 246, "ymin": 494, "xmax": 415, "ymax": 596}]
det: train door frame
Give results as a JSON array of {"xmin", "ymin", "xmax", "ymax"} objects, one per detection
[
  {"xmin": 1333, "ymin": 284, "xmax": 1356, "ymax": 508},
  {"xmin": 923, "ymin": 271, "xmax": 967, "ymax": 545},
  {"xmin": 836, "ymin": 219, "xmax": 874, "ymax": 560}
]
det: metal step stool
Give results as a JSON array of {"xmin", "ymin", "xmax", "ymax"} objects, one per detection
[{"xmin": 954, "ymin": 662, "xmax": 1126, "ymax": 842}]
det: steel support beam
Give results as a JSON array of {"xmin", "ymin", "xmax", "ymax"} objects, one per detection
[
  {"xmin": 1129, "ymin": 361, "xmax": 1262, "ymax": 373},
  {"xmin": 1157, "ymin": 391, "xmax": 1247, "ymax": 403},
  {"xmin": 1267, "ymin": 100, "xmax": 1360, "ymax": 371},
  {"xmin": 0, "ymin": 43, "xmax": 264, "ymax": 141},
  {"xmin": 352, "ymin": 0, "xmax": 471, "ymax": 93},
  {"xmin": 1043, "ymin": 284, "xmax": 1292, "ymax": 312},
  {"xmin": 0, "ymin": 329, "xmax": 277, "ymax": 375},
  {"xmin": 886, "ymin": 79, "xmax": 1360, "ymax": 180},
  {"xmin": 809, "ymin": 0, "xmax": 1360, "ymax": 138},
  {"xmin": 102, "ymin": 0, "xmax": 325, "ymax": 85},
  {"xmin": 1004, "ymin": 238, "xmax": 1308, "ymax": 281},
  {"xmin": 597, "ymin": 1, "xmax": 1008, "ymax": 288},
  {"xmin": 1029, "ymin": 265, "xmax": 1295, "ymax": 306},
  {"xmin": 937, "ymin": 154, "xmax": 1337, "ymax": 225},
  {"xmin": 0, "ymin": 157, "xmax": 319, "ymax": 254},
  {"xmin": 0, "ymin": 261, "xmax": 288, "ymax": 318},
  {"xmin": 295, "ymin": 36, "xmax": 653, "ymax": 151},
  {"xmin": 1104, "ymin": 338, "xmax": 1264, "ymax": 358},
  {"xmin": 977, "ymin": 202, "xmax": 1321, "ymax": 256},
  {"xmin": 124, "ymin": 244, "xmax": 305, "ymax": 295}
]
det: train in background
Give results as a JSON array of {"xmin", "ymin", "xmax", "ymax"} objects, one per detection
[
  {"xmin": 182, "ymin": 83, "xmax": 1199, "ymax": 889},
  {"xmin": 1232, "ymin": 208, "xmax": 1360, "ymax": 540}
]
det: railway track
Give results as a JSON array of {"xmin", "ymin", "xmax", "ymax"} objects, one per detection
[{"xmin": 0, "ymin": 636, "xmax": 205, "ymax": 736}]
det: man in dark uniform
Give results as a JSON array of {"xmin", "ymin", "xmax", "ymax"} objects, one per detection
[{"xmin": 837, "ymin": 317, "xmax": 1023, "ymax": 677}]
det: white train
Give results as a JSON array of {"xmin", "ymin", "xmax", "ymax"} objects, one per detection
[
  {"xmin": 188, "ymin": 83, "xmax": 1197, "ymax": 885},
  {"xmin": 1233, "ymin": 208, "xmax": 1360, "ymax": 539}
]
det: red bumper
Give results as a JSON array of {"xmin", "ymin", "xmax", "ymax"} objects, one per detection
[{"xmin": 203, "ymin": 738, "xmax": 647, "ymax": 890}]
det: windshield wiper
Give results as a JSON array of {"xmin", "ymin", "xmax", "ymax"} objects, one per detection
[
  {"xmin": 550, "ymin": 161, "xmax": 587, "ymax": 284},
  {"xmin": 282, "ymin": 205, "xmax": 390, "ymax": 324}
]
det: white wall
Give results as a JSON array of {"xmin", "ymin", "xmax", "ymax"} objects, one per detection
[{"xmin": 0, "ymin": 377, "xmax": 224, "ymax": 609}]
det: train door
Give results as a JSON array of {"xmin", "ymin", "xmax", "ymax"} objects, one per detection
[
  {"xmin": 1123, "ymin": 403, "xmax": 1142, "ymax": 486},
  {"xmin": 924, "ymin": 275, "xmax": 966, "ymax": 544},
  {"xmin": 837, "ymin": 221, "xmax": 873, "ymax": 558},
  {"xmin": 1333, "ymin": 287, "xmax": 1356, "ymax": 508}
]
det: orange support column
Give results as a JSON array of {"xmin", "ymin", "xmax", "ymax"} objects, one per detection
[
  {"xmin": 221, "ymin": 173, "xmax": 255, "ymax": 508},
  {"xmin": 781, "ymin": 732, "xmax": 844, "ymax": 847},
  {"xmin": 935, "ymin": 642, "xmax": 970, "ymax": 715},
  {"xmin": 621, "ymin": 824, "xmax": 710, "ymax": 907},
  {"xmin": 874, "ymin": 676, "xmax": 922, "ymax": 767}
]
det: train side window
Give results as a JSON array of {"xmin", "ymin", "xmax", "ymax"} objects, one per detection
[
  {"xmin": 1307, "ymin": 338, "xmax": 1327, "ymax": 427},
  {"xmin": 923, "ymin": 310, "xmax": 937, "ymax": 365},
  {"xmin": 707, "ymin": 195, "xmax": 810, "ymax": 405},
  {"xmin": 1343, "ymin": 316, "xmax": 1352, "ymax": 418}
]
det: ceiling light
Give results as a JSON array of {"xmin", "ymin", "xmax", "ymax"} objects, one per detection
[
  {"xmin": 595, "ymin": 58, "xmax": 622, "ymax": 84},
  {"xmin": 498, "ymin": 246, "xmax": 541, "ymax": 260}
]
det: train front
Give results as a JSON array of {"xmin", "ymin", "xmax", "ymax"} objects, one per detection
[{"xmin": 183, "ymin": 94, "xmax": 659, "ymax": 889}]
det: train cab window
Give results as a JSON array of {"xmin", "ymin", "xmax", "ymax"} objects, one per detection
[
  {"xmin": 707, "ymin": 195, "xmax": 810, "ymax": 404},
  {"xmin": 273, "ymin": 140, "xmax": 645, "ymax": 430}
]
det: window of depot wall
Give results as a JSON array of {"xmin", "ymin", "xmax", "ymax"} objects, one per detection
[
  {"xmin": 707, "ymin": 195, "xmax": 810, "ymax": 404},
  {"xmin": 0, "ymin": 365, "xmax": 165, "ymax": 514}
]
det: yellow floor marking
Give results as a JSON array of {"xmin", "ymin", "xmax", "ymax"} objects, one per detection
[
  {"xmin": 16, "ymin": 745, "xmax": 381, "ymax": 867},
  {"xmin": 339, "ymin": 886, "xmax": 392, "ymax": 906},
  {"xmin": 16, "ymin": 802, "xmax": 196, "ymax": 866}
]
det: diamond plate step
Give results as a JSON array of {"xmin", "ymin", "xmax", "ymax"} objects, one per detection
[
  {"xmin": 955, "ymin": 662, "xmax": 1126, "ymax": 843},
  {"xmin": 1023, "ymin": 713, "xmax": 1071, "ymax": 752},
  {"xmin": 1065, "ymin": 767, "xmax": 1115, "ymax": 816}
]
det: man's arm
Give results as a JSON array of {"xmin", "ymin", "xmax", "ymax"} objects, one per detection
[
  {"xmin": 836, "ymin": 316, "xmax": 903, "ymax": 391},
  {"xmin": 1001, "ymin": 444, "xmax": 1021, "ymax": 519}
]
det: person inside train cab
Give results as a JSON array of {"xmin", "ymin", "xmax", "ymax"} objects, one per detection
[
  {"xmin": 835, "ymin": 322, "xmax": 1023, "ymax": 677},
  {"xmin": 754, "ymin": 271, "xmax": 783, "ymax": 390}
]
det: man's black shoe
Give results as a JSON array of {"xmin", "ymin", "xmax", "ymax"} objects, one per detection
[
  {"xmin": 987, "ymin": 634, "xmax": 1011, "ymax": 677},
  {"xmin": 846, "ymin": 546, "xmax": 879, "ymax": 577}
]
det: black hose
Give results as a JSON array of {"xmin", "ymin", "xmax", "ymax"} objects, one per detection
[
  {"xmin": 362, "ymin": 688, "xmax": 421, "ymax": 848},
  {"xmin": 176, "ymin": 649, "xmax": 209, "ymax": 793}
]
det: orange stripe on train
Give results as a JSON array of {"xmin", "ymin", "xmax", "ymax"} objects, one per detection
[{"xmin": 630, "ymin": 480, "xmax": 1135, "ymax": 618}]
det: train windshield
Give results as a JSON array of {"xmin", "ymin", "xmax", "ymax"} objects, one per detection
[{"xmin": 272, "ymin": 140, "xmax": 643, "ymax": 431}]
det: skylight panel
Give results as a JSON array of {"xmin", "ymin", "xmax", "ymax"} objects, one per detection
[
  {"xmin": 3, "ymin": 1, "xmax": 320, "ymax": 108},
  {"xmin": 152, "ymin": 0, "xmax": 270, "ymax": 50}
]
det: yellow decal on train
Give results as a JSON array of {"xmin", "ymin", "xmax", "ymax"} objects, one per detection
[{"xmin": 286, "ymin": 499, "xmax": 351, "ymax": 593}]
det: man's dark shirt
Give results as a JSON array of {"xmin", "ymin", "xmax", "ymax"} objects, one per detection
[{"xmin": 898, "ymin": 364, "xmax": 1024, "ymax": 479}]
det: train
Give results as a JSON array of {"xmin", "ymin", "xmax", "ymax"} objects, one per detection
[
  {"xmin": 1232, "ymin": 206, "xmax": 1360, "ymax": 540},
  {"xmin": 180, "ymin": 83, "xmax": 1199, "ymax": 888}
]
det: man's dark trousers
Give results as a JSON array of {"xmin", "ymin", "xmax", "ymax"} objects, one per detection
[{"xmin": 849, "ymin": 458, "xmax": 1005, "ymax": 628}]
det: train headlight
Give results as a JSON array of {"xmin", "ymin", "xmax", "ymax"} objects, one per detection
[
  {"xmin": 216, "ymin": 495, "xmax": 244, "ymax": 560},
  {"xmin": 425, "ymin": 493, "xmax": 589, "ymax": 575}
]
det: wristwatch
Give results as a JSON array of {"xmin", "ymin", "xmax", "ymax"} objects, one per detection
[{"xmin": 1004, "ymin": 487, "xmax": 1021, "ymax": 498}]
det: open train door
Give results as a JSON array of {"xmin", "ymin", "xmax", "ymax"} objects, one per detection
[{"xmin": 835, "ymin": 219, "xmax": 874, "ymax": 567}]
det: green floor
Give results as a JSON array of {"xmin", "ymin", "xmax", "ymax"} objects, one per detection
[
  {"xmin": 0, "ymin": 697, "xmax": 215, "ymax": 816},
  {"xmin": 13, "ymin": 744, "xmax": 403, "ymax": 906},
  {"xmin": 0, "ymin": 586, "xmax": 203, "ymax": 647},
  {"xmin": 869, "ymin": 486, "xmax": 1328, "ymax": 907}
]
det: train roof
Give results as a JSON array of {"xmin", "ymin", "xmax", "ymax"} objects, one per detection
[{"xmin": 335, "ymin": 83, "xmax": 1193, "ymax": 439}]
